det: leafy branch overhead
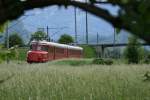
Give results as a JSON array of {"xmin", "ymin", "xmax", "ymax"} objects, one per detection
[{"xmin": 0, "ymin": 0, "xmax": 150, "ymax": 43}]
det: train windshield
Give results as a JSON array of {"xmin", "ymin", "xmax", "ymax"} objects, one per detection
[{"xmin": 30, "ymin": 44, "xmax": 48, "ymax": 52}]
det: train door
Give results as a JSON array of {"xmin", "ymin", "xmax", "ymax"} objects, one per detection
[{"xmin": 48, "ymin": 46, "xmax": 55, "ymax": 60}]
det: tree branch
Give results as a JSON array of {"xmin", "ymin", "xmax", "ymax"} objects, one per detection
[{"xmin": 0, "ymin": 0, "xmax": 149, "ymax": 43}]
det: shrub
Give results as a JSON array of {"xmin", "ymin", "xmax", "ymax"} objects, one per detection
[
  {"xmin": 81, "ymin": 45, "xmax": 96, "ymax": 58},
  {"xmin": 0, "ymin": 46, "xmax": 19, "ymax": 63},
  {"xmin": 92, "ymin": 58, "xmax": 113, "ymax": 65},
  {"xmin": 5, "ymin": 33, "xmax": 24, "ymax": 48},
  {"xmin": 0, "ymin": 51, "xmax": 5, "ymax": 63},
  {"xmin": 124, "ymin": 36, "xmax": 144, "ymax": 64},
  {"xmin": 104, "ymin": 59, "xmax": 113, "ymax": 65},
  {"xmin": 92, "ymin": 58, "xmax": 105, "ymax": 65},
  {"xmin": 143, "ymin": 54, "xmax": 150, "ymax": 64}
]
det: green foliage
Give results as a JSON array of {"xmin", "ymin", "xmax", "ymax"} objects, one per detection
[
  {"xmin": 0, "ymin": 24, "xmax": 6, "ymax": 33},
  {"xmin": 0, "ymin": 51, "xmax": 6, "ymax": 63},
  {"xmin": 0, "ymin": 21, "xmax": 9, "ymax": 33},
  {"xmin": 124, "ymin": 36, "xmax": 144, "ymax": 64},
  {"xmin": 58, "ymin": 34, "xmax": 74, "ymax": 44},
  {"xmin": 92, "ymin": 58, "xmax": 113, "ymax": 65},
  {"xmin": 115, "ymin": 27, "xmax": 121, "ymax": 34},
  {"xmin": 92, "ymin": 58, "xmax": 104, "ymax": 65},
  {"xmin": 17, "ymin": 48, "xmax": 28, "ymax": 61},
  {"xmin": 0, "ymin": 47, "xmax": 29, "ymax": 63},
  {"xmin": 81, "ymin": 45, "xmax": 96, "ymax": 58},
  {"xmin": 31, "ymin": 31, "xmax": 46, "ymax": 41},
  {"xmin": 5, "ymin": 33, "xmax": 24, "ymax": 48},
  {"xmin": 0, "ymin": 45, "xmax": 20, "ymax": 63},
  {"xmin": 143, "ymin": 54, "xmax": 150, "ymax": 64}
]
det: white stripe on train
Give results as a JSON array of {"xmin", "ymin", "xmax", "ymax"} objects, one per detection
[{"xmin": 31, "ymin": 40, "xmax": 83, "ymax": 51}]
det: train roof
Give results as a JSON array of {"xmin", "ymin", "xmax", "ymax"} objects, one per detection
[{"xmin": 31, "ymin": 40, "xmax": 83, "ymax": 50}]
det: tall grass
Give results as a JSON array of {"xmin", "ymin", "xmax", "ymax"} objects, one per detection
[{"xmin": 0, "ymin": 60, "xmax": 150, "ymax": 100}]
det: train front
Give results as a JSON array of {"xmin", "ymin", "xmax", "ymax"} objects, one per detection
[{"xmin": 27, "ymin": 42, "xmax": 49, "ymax": 63}]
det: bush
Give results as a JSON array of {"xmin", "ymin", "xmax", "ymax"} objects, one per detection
[
  {"xmin": 124, "ymin": 36, "xmax": 144, "ymax": 64},
  {"xmin": 104, "ymin": 59, "xmax": 114, "ymax": 65},
  {"xmin": 92, "ymin": 58, "xmax": 105, "ymax": 65},
  {"xmin": 0, "ymin": 46, "xmax": 19, "ymax": 63},
  {"xmin": 92, "ymin": 58, "xmax": 113, "ymax": 65},
  {"xmin": 143, "ymin": 54, "xmax": 150, "ymax": 64},
  {"xmin": 0, "ymin": 51, "xmax": 6, "ymax": 63},
  {"xmin": 4, "ymin": 33, "xmax": 24, "ymax": 48},
  {"xmin": 81, "ymin": 45, "xmax": 96, "ymax": 58}
]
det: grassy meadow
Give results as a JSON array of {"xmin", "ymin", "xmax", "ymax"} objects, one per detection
[{"xmin": 0, "ymin": 59, "xmax": 150, "ymax": 100}]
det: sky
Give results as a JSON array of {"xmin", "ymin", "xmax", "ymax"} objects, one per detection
[{"xmin": 9, "ymin": 3, "xmax": 126, "ymax": 43}]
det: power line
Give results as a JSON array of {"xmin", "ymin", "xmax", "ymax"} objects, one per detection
[
  {"xmin": 8, "ymin": 16, "xmax": 30, "ymax": 29},
  {"xmin": 37, "ymin": 26, "xmax": 69, "ymax": 41},
  {"xmin": 5, "ymin": 14, "xmax": 34, "ymax": 52}
]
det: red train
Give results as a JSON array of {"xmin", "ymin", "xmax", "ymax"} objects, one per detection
[{"xmin": 27, "ymin": 41, "xmax": 83, "ymax": 63}]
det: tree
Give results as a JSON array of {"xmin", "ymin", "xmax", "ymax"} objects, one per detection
[
  {"xmin": 58, "ymin": 34, "xmax": 74, "ymax": 44},
  {"xmin": 31, "ymin": 31, "xmax": 46, "ymax": 41},
  {"xmin": 0, "ymin": 0, "xmax": 150, "ymax": 43},
  {"xmin": 5, "ymin": 33, "xmax": 24, "ymax": 48},
  {"xmin": 124, "ymin": 36, "xmax": 144, "ymax": 64}
]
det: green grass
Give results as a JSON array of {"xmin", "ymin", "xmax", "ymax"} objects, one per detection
[{"xmin": 0, "ymin": 59, "xmax": 150, "ymax": 100}]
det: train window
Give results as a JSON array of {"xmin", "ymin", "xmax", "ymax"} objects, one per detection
[
  {"xmin": 30, "ymin": 44, "xmax": 48, "ymax": 52},
  {"xmin": 70, "ymin": 50, "xmax": 76, "ymax": 55},
  {"xmin": 30, "ymin": 44, "xmax": 37, "ymax": 50},
  {"xmin": 37, "ymin": 46, "xmax": 42, "ymax": 50},
  {"xmin": 41, "ymin": 45, "xmax": 48, "ymax": 51},
  {"xmin": 70, "ymin": 50, "xmax": 81, "ymax": 55}
]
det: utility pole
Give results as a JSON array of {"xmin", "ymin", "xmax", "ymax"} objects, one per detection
[
  {"xmin": 96, "ymin": 32, "xmax": 99, "ymax": 58},
  {"xmin": 38, "ymin": 26, "xmax": 68, "ymax": 42},
  {"xmin": 74, "ymin": 7, "xmax": 77, "ymax": 44},
  {"xmin": 113, "ymin": 27, "xmax": 116, "ymax": 58},
  {"xmin": 97, "ymin": 32, "xmax": 99, "ymax": 45},
  {"xmin": 46, "ymin": 26, "xmax": 50, "ymax": 41},
  {"xmin": 6, "ymin": 23, "xmax": 9, "ymax": 64},
  {"xmin": 85, "ymin": 0, "xmax": 89, "ymax": 44},
  {"xmin": 47, "ymin": 26, "xmax": 49, "ymax": 41},
  {"xmin": 6, "ymin": 23, "xmax": 9, "ymax": 49},
  {"xmin": 113, "ymin": 27, "xmax": 116, "ymax": 49}
]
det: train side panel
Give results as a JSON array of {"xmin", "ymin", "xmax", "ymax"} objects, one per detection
[
  {"xmin": 54, "ymin": 47, "xmax": 68, "ymax": 60},
  {"xmin": 68, "ymin": 49, "xmax": 82, "ymax": 58}
]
